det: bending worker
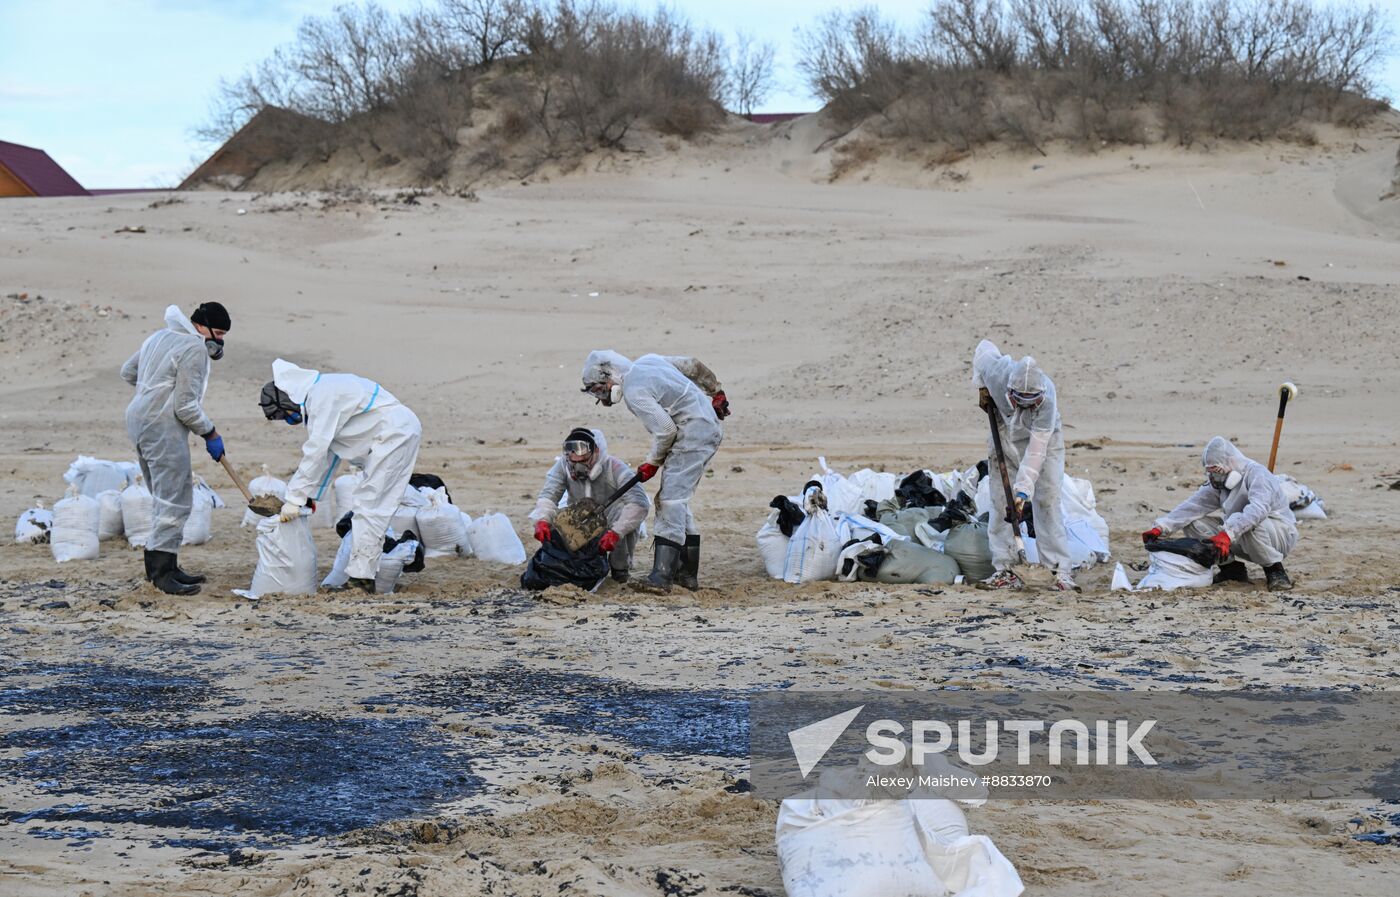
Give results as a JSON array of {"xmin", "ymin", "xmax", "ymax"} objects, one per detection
[
  {"xmin": 121, "ymin": 301, "xmax": 230, "ymax": 595},
  {"xmin": 260, "ymin": 359, "xmax": 421, "ymax": 594},
  {"xmin": 581, "ymin": 350, "xmax": 729, "ymax": 592},
  {"xmin": 971, "ymin": 339, "xmax": 1076, "ymax": 591},
  {"xmin": 1143, "ymin": 436, "xmax": 1296, "ymax": 591},
  {"xmin": 530, "ymin": 427, "xmax": 650, "ymax": 582}
]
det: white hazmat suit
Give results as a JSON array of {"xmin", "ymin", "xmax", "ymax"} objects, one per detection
[
  {"xmin": 971, "ymin": 340, "xmax": 1071, "ymax": 577},
  {"xmin": 581, "ymin": 351, "xmax": 724, "ymax": 545},
  {"xmin": 121, "ymin": 305, "xmax": 214, "ymax": 554},
  {"xmin": 272, "ymin": 359, "xmax": 422, "ymax": 581},
  {"xmin": 1156, "ymin": 437, "xmax": 1297, "ymax": 566},
  {"xmin": 530, "ymin": 429, "xmax": 650, "ymax": 572}
]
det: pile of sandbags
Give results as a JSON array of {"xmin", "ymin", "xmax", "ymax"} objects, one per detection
[
  {"xmin": 50, "ymin": 487, "xmax": 100, "ymax": 563},
  {"xmin": 15, "ymin": 503, "xmax": 53, "ymax": 545},
  {"xmin": 63, "ymin": 456, "xmax": 139, "ymax": 498}
]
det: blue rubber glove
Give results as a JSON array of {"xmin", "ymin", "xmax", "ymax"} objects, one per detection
[
  {"xmin": 204, "ymin": 432, "xmax": 225, "ymax": 462},
  {"xmin": 285, "ymin": 412, "xmax": 302, "ymax": 426}
]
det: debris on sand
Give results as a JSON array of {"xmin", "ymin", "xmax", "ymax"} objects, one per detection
[{"xmin": 113, "ymin": 225, "xmax": 147, "ymax": 234}]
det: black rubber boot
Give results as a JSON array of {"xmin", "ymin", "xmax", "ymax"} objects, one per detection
[
  {"xmin": 675, "ymin": 534, "xmax": 700, "ymax": 591},
  {"xmin": 146, "ymin": 550, "xmax": 200, "ymax": 596},
  {"xmin": 1213, "ymin": 561, "xmax": 1250, "ymax": 584},
  {"xmin": 611, "ymin": 566, "xmax": 630, "ymax": 583},
  {"xmin": 171, "ymin": 560, "xmax": 206, "ymax": 585},
  {"xmin": 1265, "ymin": 563, "xmax": 1293, "ymax": 592},
  {"xmin": 637, "ymin": 538, "xmax": 683, "ymax": 593}
]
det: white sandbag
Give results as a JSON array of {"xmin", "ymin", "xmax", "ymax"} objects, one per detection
[
  {"xmin": 63, "ymin": 456, "xmax": 139, "ymax": 498},
  {"xmin": 333, "ymin": 472, "xmax": 361, "ymax": 522},
  {"xmin": 834, "ymin": 511, "xmax": 907, "ymax": 546},
  {"xmin": 415, "ymin": 487, "xmax": 468, "ymax": 558},
  {"xmin": 375, "ymin": 538, "xmax": 418, "ymax": 593},
  {"xmin": 811, "ymin": 457, "xmax": 866, "ymax": 515},
  {"xmin": 455, "ymin": 510, "xmax": 474, "ymax": 556},
  {"xmin": 182, "ymin": 482, "xmax": 214, "ymax": 546},
  {"xmin": 847, "ymin": 467, "xmax": 897, "ymax": 506},
  {"xmin": 465, "ymin": 512, "xmax": 526, "ymax": 565},
  {"xmin": 51, "ymin": 488, "xmax": 100, "ymax": 562},
  {"xmin": 242, "ymin": 465, "xmax": 289, "ymax": 527},
  {"xmin": 1061, "ymin": 475, "xmax": 1110, "ymax": 546},
  {"xmin": 249, "ymin": 512, "xmax": 317, "ymax": 597},
  {"xmin": 783, "ymin": 487, "xmax": 841, "ymax": 583},
  {"xmin": 321, "ymin": 533, "xmax": 354, "ymax": 590},
  {"xmin": 193, "ymin": 476, "xmax": 226, "ymax": 509},
  {"xmin": 1277, "ymin": 474, "xmax": 1327, "ymax": 519},
  {"xmin": 1134, "ymin": 551, "xmax": 1214, "ymax": 591},
  {"xmin": 17, "ymin": 502, "xmax": 54, "ymax": 544},
  {"xmin": 756, "ymin": 510, "xmax": 790, "ymax": 579},
  {"xmin": 388, "ymin": 484, "xmax": 428, "ymax": 538},
  {"xmin": 96, "ymin": 490, "xmax": 124, "ymax": 541},
  {"xmin": 120, "ymin": 478, "xmax": 154, "ymax": 548},
  {"xmin": 776, "ymin": 797, "xmax": 1023, "ymax": 897}
]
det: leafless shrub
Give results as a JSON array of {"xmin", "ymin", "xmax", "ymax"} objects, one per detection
[{"xmin": 727, "ymin": 32, "xmax": 777, "ymax": 117}]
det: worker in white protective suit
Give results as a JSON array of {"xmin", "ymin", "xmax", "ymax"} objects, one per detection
[
  {"xmin": 1143, "ymin": 436, "xmax": 1297, "ymax": 591},
  {"xmin": 530, "ymin": 427, "xmax": 651, "ymax": 582},
  {"xmin": 971, "ymin": 339, "xmax": 1076, "ymax": 591},
  {"xmin": 260, "ymin": 359, "xmax": 422, "ymax": 594},
  {"xmin": 581, "ymin": 350, "xmax": 729, "ymax": 592},
  {"xmin": 121, "ymin": 302, "xmax": 231, "ymax": 595}
]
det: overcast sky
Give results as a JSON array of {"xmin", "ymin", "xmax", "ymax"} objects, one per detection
[{"xmin": 1, "ymin": 0, "xmax": 1397, "ymax": 187}]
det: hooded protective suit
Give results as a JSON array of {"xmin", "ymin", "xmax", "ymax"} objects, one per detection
[
  {"xmin": 121, "ymin": 305, "xmax": 215, "ymax": 553},
  {"xmin": 971, "ymin": 339, "xmax": 1070, "ymax": 575},
  {"xmin": 530, "ymin": 429, "xmax": 650, "ymax": 571},
  {"xmin": 1156, "ymin": 437, "xmax": 1297, "ymax": 566},
  {"xmin": 273, "ymin": 359, "xmax": 422, "ymax": 581},
  {"xmin": 582, "ymin": 350, "xmax": 723, "ymax": 545}
]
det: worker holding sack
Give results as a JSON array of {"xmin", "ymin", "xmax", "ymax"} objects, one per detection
[
  {"xmin": 530, "ymin": 427, "xmax": 650, "ymax": 582},
  {"xmin": 1144, "ymin": 436, "xmax": 1296, "ymax": 591},
  {"xmin": 260, "ymin": 359, "xmax": 421, "ymax": 594},
  {"xmin": 581, "ymin": 350, "xmax": 728, "ymax": 592},
  {"xmin": 121, "ymin": 301, "xmax": 231, "ymax": 595},
  {"xmin": 971, "ymin": 339, "xmax": 1076, "ymax": 592}
]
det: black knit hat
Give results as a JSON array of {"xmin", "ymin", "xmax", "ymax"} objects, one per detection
[{"xmin": 190, "ymin": 301, "xmax": 231, "ymax": 331}]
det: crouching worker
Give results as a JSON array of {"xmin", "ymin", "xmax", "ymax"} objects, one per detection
[
  {"xmin": 260, "ymin": 359, "xmax": 422, "ymax": 594},
  {"xmin": 1144, "ymin": 436, "xmax": 1297, "ymax": 591},
  {"xmin": 581, "ymin": 350, "xmax": 728, "ymax": 592},
  {"xmin": 530, "ymin": 428, "xmax": 650, "ymax": 582},
  {"xmin": 122, "ymin": 301, "xmax": 231, "ymax": 595}
]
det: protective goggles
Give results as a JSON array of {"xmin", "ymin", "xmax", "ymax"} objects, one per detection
[
  {"xmin": 1007, "ymin": 389, "xmax": 1044, "ymax": 410},
  {"xmin": 563, "ymin": 439, "xmax": 595, "ymax": 460}
]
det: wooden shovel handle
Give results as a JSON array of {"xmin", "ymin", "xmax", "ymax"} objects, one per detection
[{"xmin": 219, "ymin": 455, "xmax": 255, "ymax": 504}]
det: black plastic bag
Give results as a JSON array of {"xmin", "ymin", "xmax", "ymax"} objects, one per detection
[
  {"xmin": 770, "ymin": 495, "xmax": 806, "ymax": 537},
  {"xmin": 1144, "ymin": 537, "xmax": 1220, "ymax": 569},
  {"xmin": 895, "ymin": 471, "xmax": 947, "ymax": 509},
  {"xmin": 521, "ymin": 531, "xmax": 609, "ymax": 591},
  {"xmin": 929, "ymin": 492, "xmax": 977, "ymax": 533},
  {"xmin": 409, "ymin": 473, "xmax": 452, "ymax": 505}
]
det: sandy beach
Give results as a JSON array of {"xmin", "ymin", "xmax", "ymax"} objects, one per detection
[{"xmin": 3, "ymin": 116, "xmax": 1400, "ymax": 895}]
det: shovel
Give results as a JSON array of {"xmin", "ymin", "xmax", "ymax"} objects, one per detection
[
  {"xmin": 984, "ymin": 398, "xmax": 1028, "ymax": 565},
  {"xmin": 220, "ymin": 455, "xmax": 280, "ymax": 518},
  {"xmin": 553, "ymin": 473, "xmax": 644, "ymax": 553}
]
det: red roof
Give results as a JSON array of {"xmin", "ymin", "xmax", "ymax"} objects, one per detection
[
  {"xmin": 0, "ymin": 140, "xmax": 89, "ymax": 196},
  {"xmin": 747, "ymin": 113, "xmax": 808, "ymax": 125}
]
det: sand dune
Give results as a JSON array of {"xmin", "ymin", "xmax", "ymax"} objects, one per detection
[{"xmin": 2, "ymin": 127, "xmax": 1399, "ymax": 895}]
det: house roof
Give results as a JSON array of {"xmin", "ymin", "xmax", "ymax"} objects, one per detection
[{"xmin": 0, "ymin": 140, "xmax": 89, "ymax": 196}]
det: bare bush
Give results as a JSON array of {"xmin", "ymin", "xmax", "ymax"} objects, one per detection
[
  {"xmin": 727, "ymin": 32, "xmax": 777, "ymax": 117},
  {"xmin": 798, "ymin": 0, "xmax": 1394, "ymax": 151}
]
